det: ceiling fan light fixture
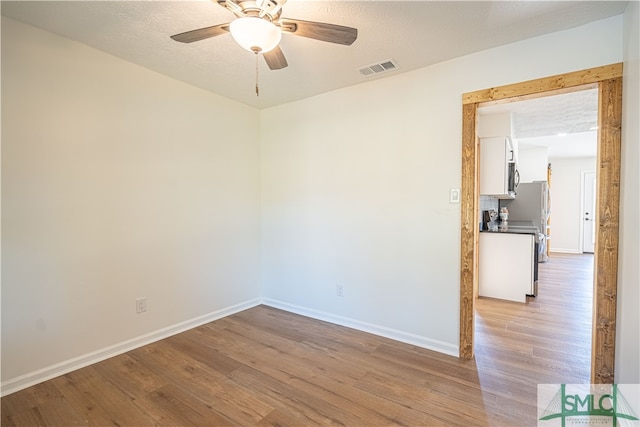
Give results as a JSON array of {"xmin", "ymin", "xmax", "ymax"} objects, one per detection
[{"xmin": 230, "ymin": 17, "xmax": 282, "ymax": 53}]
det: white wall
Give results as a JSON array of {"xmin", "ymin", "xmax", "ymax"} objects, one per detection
[
  {"xmin": 1, "ymin": 18, "xmax": 262, "ymax": 392},
  {"xmin": 546, "ymin": 157, "xmax": 596, "ymax": 253},
  {"xmin": 260, "ymin": 16, "xmax": 624, "ymax": 354},
  {"xmin": 616, "ymin": 0, "xmax": 640, "ymax": 384},
  {"xmin": 518, "ymin": 146, "xmax": 549, "ymax": 183}
]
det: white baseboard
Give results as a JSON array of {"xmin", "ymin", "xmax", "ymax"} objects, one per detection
[
  {"xmin": 262, "ymin": 298, "xmax": 459, "ymax": 358},
  {"xmin": 1, "ymin": 298, "xmax": 262, "ymax": 397},
  {"xmin": 2, "ymin": 297, "xmax": 460, "ymax": 396},
  {"xmin": 550, "ymin": 248, "xmax": 584, "ymax": 254}
]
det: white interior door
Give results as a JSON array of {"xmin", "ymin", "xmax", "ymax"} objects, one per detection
[{"xmin": 582, "ymin": 172, "xmax": 596, "ymax": 253}]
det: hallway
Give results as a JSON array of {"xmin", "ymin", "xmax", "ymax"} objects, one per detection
[{"xmin": 474, "ymin": 253, "xmax": 593, "ymax": 420}]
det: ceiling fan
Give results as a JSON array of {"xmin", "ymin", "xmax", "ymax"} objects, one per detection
[{"xmin": 170, "ymin": 0, "xmax": 358, "ymax": 71}]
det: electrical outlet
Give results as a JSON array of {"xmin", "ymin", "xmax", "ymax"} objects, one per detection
[
  {"xmin": 136, "ymin": 297, "xmax": 147, "ymax": 314},
  {"xmin": 336, "ymin": 284, "xmax": 344, "ymax": 297}
]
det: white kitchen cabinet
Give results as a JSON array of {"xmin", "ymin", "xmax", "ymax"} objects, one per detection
[
  {"xmin": 480, "ymin": 136, "xmax": 516, "ymax": 198},
  {"xmin": 479, "ymin": 232, "xmax": 534, "ymax": 303}
]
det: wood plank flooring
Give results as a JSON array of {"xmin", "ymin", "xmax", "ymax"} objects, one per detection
[{"xmin": 2, "ymin": 253, "xmax": 593, "ymax": 426}]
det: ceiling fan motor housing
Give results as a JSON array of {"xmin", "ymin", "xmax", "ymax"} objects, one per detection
[{"xmin": 218, "ymin": 0, "xmax": 287, "ymax": 22}]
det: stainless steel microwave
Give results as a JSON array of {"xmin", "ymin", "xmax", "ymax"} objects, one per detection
[{"xmin": 508, "ymin": 161, "xmax": 520, "ymax": 196}]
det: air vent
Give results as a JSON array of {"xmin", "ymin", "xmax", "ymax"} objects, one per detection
[{"xmin": 358, "ymin": 59, "xmax": 399, "ymax": 77}]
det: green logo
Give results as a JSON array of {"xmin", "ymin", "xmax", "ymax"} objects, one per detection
[{"xmin": 539, "ymin": 384, "xmax": 639, "ymax": 426}]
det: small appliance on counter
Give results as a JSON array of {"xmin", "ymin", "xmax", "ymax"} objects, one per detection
[
  {"xmin": 482, "ymin": 209, "xmax": 499, "ymax": 231},
  {"xmin": 500, "ymin": 207, "xmax": 509, "ymax": 222}
]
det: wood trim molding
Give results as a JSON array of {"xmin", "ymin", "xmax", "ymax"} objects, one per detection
[
  {"xmin": 462, "ymin": 63, "xmax": 623, "ymax": 105},
  {"xmin": 592, "ymin": 76, "xmax": 623, "ymax": 384},
  {"xmin": 459, "ymin": 64, "xmax": 623, "ymax": 385},
  {"xmin": 459, "ymin": 102, "xmax": 478, "ymax": 360}
]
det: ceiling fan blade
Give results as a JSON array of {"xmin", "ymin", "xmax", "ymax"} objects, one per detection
[
  {"xmin": 170, "ymin": 23, "xmax": 230, "ymax": 43},
  {"xmin": 279, "ymin": 18, "xmax": 357, "ymax": 46},
  {"xmin": 263, "ymin": 45, "xmax": 288, "ymax": 70}
]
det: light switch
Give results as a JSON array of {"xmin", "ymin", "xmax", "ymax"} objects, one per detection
[{"xmin": 450, "ymin": 188, "xmax": 460, "ymax": 204}]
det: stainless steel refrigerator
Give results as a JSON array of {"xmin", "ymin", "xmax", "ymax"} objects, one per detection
[{"xmin": 500, "ymin": 181, "xmax": 550, "ymax": 262}]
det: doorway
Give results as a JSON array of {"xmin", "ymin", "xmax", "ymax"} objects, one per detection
[
  {"xmin": 458, "ymin": 63, "xmax": 623, "ymax": 384},
  {"xmin": 475, "ymin": 90, "xmax": 597, "ymax": 381}
]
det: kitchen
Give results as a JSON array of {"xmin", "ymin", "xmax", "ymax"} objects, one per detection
[{"xmin": 476, "ymin": 90, "xmax": 597, "ymax": 304}]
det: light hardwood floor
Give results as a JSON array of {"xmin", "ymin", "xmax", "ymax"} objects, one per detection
[{"xmin": 1, "ymin": 253, "xmax": 593, "ymax": 426}]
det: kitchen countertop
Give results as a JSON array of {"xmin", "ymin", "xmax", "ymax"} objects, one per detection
[{"xmin": 480, "ymin": 220, "xmax": 539, "ymax": 235}]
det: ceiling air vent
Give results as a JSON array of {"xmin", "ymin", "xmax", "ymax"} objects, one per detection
[{"xmin": 358, "ymin": 59, "xmax": 399, "ymax": 77}]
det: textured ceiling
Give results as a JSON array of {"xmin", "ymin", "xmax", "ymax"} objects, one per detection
[
  {"xmin": 479, "ymin": 88, "xmax": 599, "ymax": 158},
  {"xmin": 1, "ymin": 0, "xmax": 628, "ymax": 110}
]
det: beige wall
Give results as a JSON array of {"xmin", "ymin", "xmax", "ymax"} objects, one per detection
[
  {"xmin": 1, "ymin": 18, "xmax": 262, "ymax": 391},
  {"xmin": 617, "ymin": 0, "xmax": 640, "ymax": 384},
  {"xmin": 260, "ymin": 16, "xmax": 624, "ymax": 354}
]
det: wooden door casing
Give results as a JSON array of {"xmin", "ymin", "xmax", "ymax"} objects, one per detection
[{"xmin": 459, "ymin": 63, "xmax": 623, "ymax": 384}]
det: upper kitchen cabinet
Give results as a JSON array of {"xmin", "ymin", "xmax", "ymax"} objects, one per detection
[
  {"xmin": 478, "ymin": 112, "xmax": 513, "ymax": 138},
  {"xmin": 480, "ymin": 136, "xmax": 518, "ymax": 199}
]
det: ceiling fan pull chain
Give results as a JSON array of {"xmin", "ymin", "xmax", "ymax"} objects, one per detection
[{"xmin": 255, "ymin": 52, "xmax": 260, "ymax": 97}]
